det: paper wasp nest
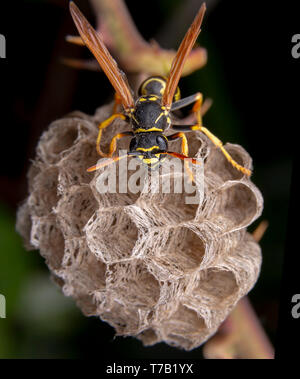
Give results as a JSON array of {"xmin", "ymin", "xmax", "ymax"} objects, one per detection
[{"xmin": 16, "ymin": 103, "xmax": 263, "ymax": 350}]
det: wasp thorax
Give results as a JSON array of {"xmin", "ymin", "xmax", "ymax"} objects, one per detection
[{"xmin": 131, "ymin": 95, "xmax": 171, "ymax": 132}]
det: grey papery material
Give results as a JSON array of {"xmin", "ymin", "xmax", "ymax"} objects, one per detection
[{"xmin": 16, "ymin": 102, "xmax": 263, "ymax": 350}]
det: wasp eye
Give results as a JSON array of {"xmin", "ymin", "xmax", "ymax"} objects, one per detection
[{"xmin": 156, "ymin": 135, "xmax": 168, "ymax": 151}]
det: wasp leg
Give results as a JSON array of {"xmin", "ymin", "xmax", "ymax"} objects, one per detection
[
  {"xmin": 171, "ymin": 124, "xmax": 251, "ymax": 176},
  {"xmin": 191, "ymin": 92, "xmax": 203, "ymax": 126},
  {"xmin": 99, "ymin": 131, "xmax": 133, "ymax": 158},
  {"xmin": 88, "ymin": 131, "xmax": 133, "ymax": 171},
  {"xmin": 107, "ymin": 131, "xmax": 133, "ymax": 157},
  {"xmin": 167, "ymin": 132, "xmax": 196, "ymax": 182},
  {"xmin": 96, "ymin": 113, "xmax": 127, "ymax": 157},
  {"xmin": 196, "ymin": 94, "xmax": 250, "ymax": 176}
]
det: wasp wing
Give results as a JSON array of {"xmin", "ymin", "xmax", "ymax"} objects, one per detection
[
  {"xmin": 69, "ymin": 1, "xmax": 135, "ymax": 111},
  {"xmin": 162, "ymin": 3, "xmax": 206, "ymax": 108}
]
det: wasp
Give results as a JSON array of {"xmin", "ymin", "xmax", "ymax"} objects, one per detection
[{"xmin": 69, "ymin": 2, "xmax": 251, "ymax": 179}]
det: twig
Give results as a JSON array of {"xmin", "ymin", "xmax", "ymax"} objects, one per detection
[{"xmin": 64, "ymin": 0, "xmax": 207, "ymax": 77}]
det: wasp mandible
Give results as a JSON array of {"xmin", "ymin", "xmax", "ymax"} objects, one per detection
[{"xmin": 69, "ymin": 2, "xmax": 251, "ymax": 178}]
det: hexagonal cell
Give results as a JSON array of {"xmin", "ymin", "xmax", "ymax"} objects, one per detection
[
  {"xmin": 58, "ymin": 140, "xmax": 99, "ymax": 188},
  {"xmin": 135, "ymin": 160, "xmax": 201, "ymax": 225},
  {"xmin": 205, "ymin": 143, "xmax": 251, "ymax": 182},
  {"xmin": 61, "ymin": 238, "xmax": 106, "ymax": 294},
  {"xmin": 106, "ymin": 261, "xmax": 160, "ymax": 309},
  {"xmin": 138, "ymin": 192, "xmax": 199, "ymax": 225},
  {"xmin": 216, "ymin": 182, "xmax": 261, "ymax": 231},
  {"xmin": 28, "ymin": 167, "xmax": 59, "ymax": 217},
  {"xmin": 161, "ymin": 304, "xmax": 206, "ymax": 350},
  {"xmin": 56, "ymin": 186, "xmax": 97, "ymax": 238},
  {"xmin": 99, "ymin": 300, "xmax": 141, "ymax": 335},
  {"xmin": 85, "ymin": 208, "xmax": 139, "ymax": 263},
  {"xmin": 197, "ymin": 268, "xmax": 238, "ymax": 304},
  {"xmin": 51, "ymin": 126, "xmax": 78, "ymax": 155},
  {"xmin": 187, "ymin": 133, "xmax": 209, "ymax": 159},
  {"xmin": 221, "ymin": 233, "xmax": 262, "ymax": 292},
  {"xmin": 150, "ymin": 226, "xmax": 205, "ymax": 278},
  {"xmin": 90, "ymin": 160, "xmax": 141, "ymax": 208},
  {"xmin": 37, "ymin": 119, "xmax": 81, "ymax": 164},
  {"xmin": 30, "ymin": 216, "xmax": 65, "ymax": 271}
]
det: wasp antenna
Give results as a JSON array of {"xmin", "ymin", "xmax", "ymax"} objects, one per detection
[
  {"xmin": 87, "ymin": 154, "xmax": 129, "ymax": 172},
  {"xmin": 61, "ymin": 57, "xmax": 99, "ymax": 71},
  {"xmin": 161, "ymin": 151, "xmax": 201, "ymax": 165},
  {"xmin": 66, "ymin": 34, "xmax": 84, "ymax": 46}
]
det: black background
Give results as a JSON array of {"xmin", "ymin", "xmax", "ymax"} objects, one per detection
[{"xmin": 0, "ymin": 0, "xmax": 297, "ymax": 359}]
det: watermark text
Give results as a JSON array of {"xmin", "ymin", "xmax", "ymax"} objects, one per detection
[
  {"xmin": 94, "ymin": 151, "xmax": 205, "ymax": 205},
  {"xmin": 0, "ymin": 34, "xmax": 6, "ymax": 58}
]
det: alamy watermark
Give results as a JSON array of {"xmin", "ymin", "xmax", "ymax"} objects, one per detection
[
  {"xmin": 0, "ymin": 293, "xmax": 6, "ymax": 318},
  {"xmin": 291, "ymin": 34, "xmax": 300, "ymax": 59},
  {"xmin": 0, "ymin": 34, "xmax": 6, "ymax": 58},
  {"xmin": 95, "ymin": 151, "xmax": 205, "ymax": 205},
  {"xmin": 291, "ymin": 294, "xmax": 300, "ymax": 319}
]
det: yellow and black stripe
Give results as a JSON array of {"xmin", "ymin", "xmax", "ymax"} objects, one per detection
[{"xmin": 139, "ymin": 76, "xmax": 180, "ymax": 102}]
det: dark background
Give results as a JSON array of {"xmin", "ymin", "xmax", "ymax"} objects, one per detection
[{"xmin": 0, "ymin": 0, "xmax": 294, "ymax": 358}]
